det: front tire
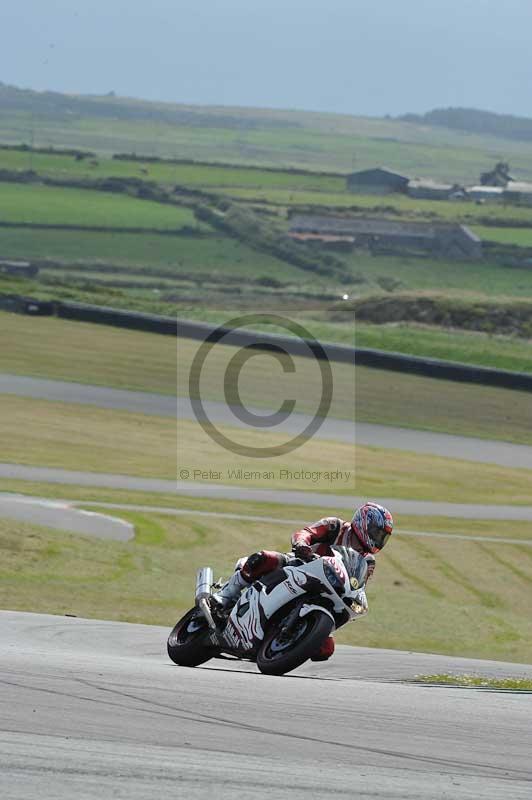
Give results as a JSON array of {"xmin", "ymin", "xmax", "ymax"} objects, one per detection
[
  {"xmin": 167, "ymin": 607, "xmax": 219, "ymax": 667},
  {"xmin": 256, "ymin": 609, "xmax": 334, "ymax": 676}
]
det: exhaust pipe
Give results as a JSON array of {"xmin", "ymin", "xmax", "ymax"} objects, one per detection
[
  {"xmin": 196, "ymin": 567, "xmax": 214, "ymax": 603},
  {"xmin": 195, "ymin": 567, "xmax": 218, "ymax": 636}
]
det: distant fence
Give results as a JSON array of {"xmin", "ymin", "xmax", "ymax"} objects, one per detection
[
  {"xmin": 176, "ymin": 318, "xmax": 532, "ymax": 392},
  {"xmin": 1, "ymin": 293, "xmax": 531, "ymax": 391},
  {"xmin": 0, "ymin": 294, "xmax": 176, "ymax": 335},
  {"xmin": 57, "ymin": 302, "xmax": 177, "ymax": 335}
]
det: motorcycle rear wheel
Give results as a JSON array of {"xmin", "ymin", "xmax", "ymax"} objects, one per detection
[
  {"xmin": 167, "ymin": 607, "xmax": 219, "ymax": 667},
  {"xmin": 256, "ymin": 609, "xmax": 334, "ymax": 676}
]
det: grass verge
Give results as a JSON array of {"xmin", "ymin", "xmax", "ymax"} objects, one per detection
[
  {"xmin": 0, "ymin": 396, "xmax": 176, "ymax": 479},
  {"xmin": 1, "ymin": 391, "xmax": 531, "ymax": 503},
  {"xmin": 176, "ymin": 416, "xmax": 532, "ymax": 503},
  {"xmin": 413, "ymin": 675, "xmax": 532, "ymax": 689},
  {"xmin": 356, "ymin": 365, "xmax": 532, "ymax": 445},
  {"xmin": 1, "ymin": 507, "xmax": 531, "ymax": 663},
  {"xmin": 0, "ymin": 311, "xmax": 176, "ymax": 393}
]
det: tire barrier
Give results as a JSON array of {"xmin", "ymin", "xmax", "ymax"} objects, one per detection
[
  {"xmin": 0, "ymin": 294, "xmax": 176, "ymax": 334},
  {"xmin": 177, "ymin": 318, "xmax": 532, "ymax": 391},
  {"xmin": 354, "ymin": 347, "xmax": 532, "ymax": 392},
  {"xmin": 0, "ymin": 294, "xmax": 55, "ymax": 316},
  {"xmin": 57, "ymin": 302, "xmax": 177, "ymax": 335},
  {"xmin": 1, "ymin": 293, "xmax": 530, "ymax": 389}
]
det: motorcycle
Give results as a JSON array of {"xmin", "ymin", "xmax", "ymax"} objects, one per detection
[{"xmin": 167, "ymin": 546, "xmax": 369, "ymax": 675}]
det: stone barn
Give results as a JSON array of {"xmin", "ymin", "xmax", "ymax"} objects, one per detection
[
  {"xmin": 346, "ymin": 168, "xmax": 409, "ymax": 194},
  {"xmin": 288, "ymin": 214, "xmax": 482, "ymax": 260}
]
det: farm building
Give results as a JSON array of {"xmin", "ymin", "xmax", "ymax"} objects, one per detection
[
  {"xmin": 468, "ymin": 186, "xmax": 504, "ymax": 203},
  {"xmin": 480, "ymin": 162, "xmax": 514, "ymax": 187},
  {"xmin": 503, "ymin": 182, "xmax": 532, "ymax": 206},
  {"xmin": 288, "ymin": 214, "xmax": 482, "ymax": 260},
  {"xmin": 346, "ymin": 167, "xmax": 409, "ymax": 194},
  {"xmin": 407, "ymin": 179, "xmax": 466, "ymax": 201}
]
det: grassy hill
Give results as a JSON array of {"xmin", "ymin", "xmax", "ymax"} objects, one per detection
[
  {"xmin": 1, "ymin": 87, "xmax": 532, "ymax": 372},
  {"xmin": 3, "ymin": 83, "xmax": 532, "ymax": 181}
]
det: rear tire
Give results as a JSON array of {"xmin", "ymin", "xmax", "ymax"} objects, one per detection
[
  {"xmin": 256, "ymin": 609, "xmax": 334, "ymax": 676},
  {"xmin": 167, "ymin": 607, "xmax": 219, "ymax": 667}
]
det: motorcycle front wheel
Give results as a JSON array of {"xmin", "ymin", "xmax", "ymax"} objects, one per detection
[
  {"xmin": 167, "ymin": 607, "xmax": 219, "ymax": 667},
  {"xmin": 256, "ymin": 609, "xmax": 334, "ymax": 676}
]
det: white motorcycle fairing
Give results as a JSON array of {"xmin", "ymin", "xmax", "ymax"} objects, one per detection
[{"xmin": 221, "ymin": 552, "xmax": 367, "ymax": 654}]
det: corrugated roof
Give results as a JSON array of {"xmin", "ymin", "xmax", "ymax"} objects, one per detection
[
  {"xmin": 290, "ymin": 214, "xmax": 436, "ymax": 238},
  {"xmin": 469, "ymin": 186, "xmax": 504, "ymax": 194},
  {"xmin": 408, "ymin": 179, "xmax": 455, "ymax": 191},
  {"xmin": 505, "ymin": 182, "xmax": 532, "ymax": 193},
  {"xmin": 289, "ymin": 214, "xmax": 480, "ymax": 246},
  {"xmin": 347, "ymin": 167, "xmax": 409, "ymax": 181}
]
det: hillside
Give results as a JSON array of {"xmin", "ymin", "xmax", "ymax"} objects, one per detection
[
  {"xmin": 3, "ymin": 83, "xmax": 532, "ymax": 182},
  {"xmin": 399, "ymin": 107, "xmax": 532, "ymax": 143}
]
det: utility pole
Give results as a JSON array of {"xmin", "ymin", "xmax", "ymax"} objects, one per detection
[{"xmin": 29, "ymin": 108, "xmax": 35, "ymax": 171}]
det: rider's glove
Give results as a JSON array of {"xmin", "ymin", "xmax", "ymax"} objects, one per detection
[
  {"xmin": 293, "ymin": 543, "xmax": 314, "ymax": 562},
  {"xmin": 365, "ymin": 554, "xmax": 376, "ymax": 579}
]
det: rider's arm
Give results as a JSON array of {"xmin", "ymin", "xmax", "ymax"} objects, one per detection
[
  {"xmin": 365, "ymin": 554, "xmax": 376, "ymax": 579},
  {"xmin": 291, "ymin": 517, "xmax": 343, "ymax": 550}
]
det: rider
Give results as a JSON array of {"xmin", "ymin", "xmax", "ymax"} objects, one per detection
[{"xmin": 213, "ymin": 502, "xmax": 394, "ymax": 660}]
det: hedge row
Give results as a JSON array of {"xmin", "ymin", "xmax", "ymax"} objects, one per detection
[{"xmin": 194, "ymin": 204, "xmax": 350, "ymax": 280}]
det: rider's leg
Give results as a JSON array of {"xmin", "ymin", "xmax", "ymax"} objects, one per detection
[
  {"xmin": 213, "ymin": 556, "xmax": 248, "ymax": 608},
  {"xmin": 213, "ymin": 551, "xmax": 287, "ymax": 608}
]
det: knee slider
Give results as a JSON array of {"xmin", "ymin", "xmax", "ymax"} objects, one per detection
[{"xmin": 241, "ymin": 551, "xmax": 267, "ymax": 581}]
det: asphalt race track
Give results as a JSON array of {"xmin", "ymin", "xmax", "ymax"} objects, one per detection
[
  {"xmin": 2, "ymin": 463, "xmax": 532, "ymax": 522},
  {"xmin": 0, "ymin": 494, "xmax": 133, "ymax": 540},
  {"xmin": 1, "ymin": 611, "xmax": 531, "ymax": 800},
  {"xmin": 3, "ymin": 372, "xmax": 532, "ymax": 467}
]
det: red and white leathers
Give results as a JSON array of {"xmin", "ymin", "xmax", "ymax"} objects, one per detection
[
  {"xmin": 214, "ymin": 517, "xmax": 376, "ymax": 662},
  {"xmin": 290, "ymin": 517, "xmax": 375, "ymax": 660},
  {"xmin": 291, "ymin": 516, "xmax": 376, "ymax": 577}
]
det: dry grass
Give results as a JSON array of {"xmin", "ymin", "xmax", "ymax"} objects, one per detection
[
  {"xmin": 0, "ymin": 396, "xmax": 177, "ymax": 478},
  {"xmin": 179, "ymin": 336, "xmax": 355, "ymax": 421},
  {"xmin": 0, "ymin": 393, "xmax": 530, "ymax": 503},
  {"xmin": 356, "ymin": 365, "xmax": 532, "ymax": 445},
  {"xmin": 0, "ymin": 311, "xmax": 176, "ymax": 394},
  {"xmin": 178, "ymin": 417, "xmax": 532, "ymax": 503}
]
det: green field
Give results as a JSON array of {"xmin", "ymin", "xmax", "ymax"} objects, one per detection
[
  {"xmin": 5, "ymin": 145, "xmax": 532, "ymax": 231},
  {"xmin": 0, "ymin": 146, "xmax": 345, "ymax": 192},
  {"xmin": 0, "ymin": 182, "xmax": 201, "ymax": 230},
  {"xmin": 4, "ymin": 100, "xmax": 532, "ymax": 181},
  {"xmin": 223, "ymin": 185, "xmax": 532, "ymax": 224},
  {"xmin": 0, "ymin": 227, "xmax": 303, "ymax": 279},
  {"xmin": 472, "ymin": 225, "xmax": 532, "ymax": 246},
  {"xmin": 344, "ymin": 253, "xmax": 532, "ymax": 297},
  {"xmin": 353, "ymin": 323, "xmax": 532, "ymax": 373}
]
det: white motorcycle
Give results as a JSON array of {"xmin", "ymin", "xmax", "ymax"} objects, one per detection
[{"xmin": 167, "ymin": 546, "xmax": 369, "ymax": 675}]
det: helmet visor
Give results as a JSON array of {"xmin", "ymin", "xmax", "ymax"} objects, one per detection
[{"xmin": 368, "ymin": 528, "xmax": 391, "ymax": 551}]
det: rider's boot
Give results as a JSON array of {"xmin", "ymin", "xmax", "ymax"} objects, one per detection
[
  {"xmin": 311, "ymin": 635, "xmax": 335, "ymax": 662},
  {"xmin": 212, "ymin": 570, "xmax": 249, "ymax": 609}
]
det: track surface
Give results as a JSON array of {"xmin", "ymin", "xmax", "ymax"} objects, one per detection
[
  {"xmin": 1, "ymin": 611, "xmax": 531, "ymax": 800},
  {"xmin": 0, "ymin": 494, "xmax": 133, "ymax": 540},
  {"xmin": 3, "ymin": 463, "xmax": 532, "ymax": 520},
  {"xmin": 2, "ymin": 373, "xmax": 532, "ymax": 467}
]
